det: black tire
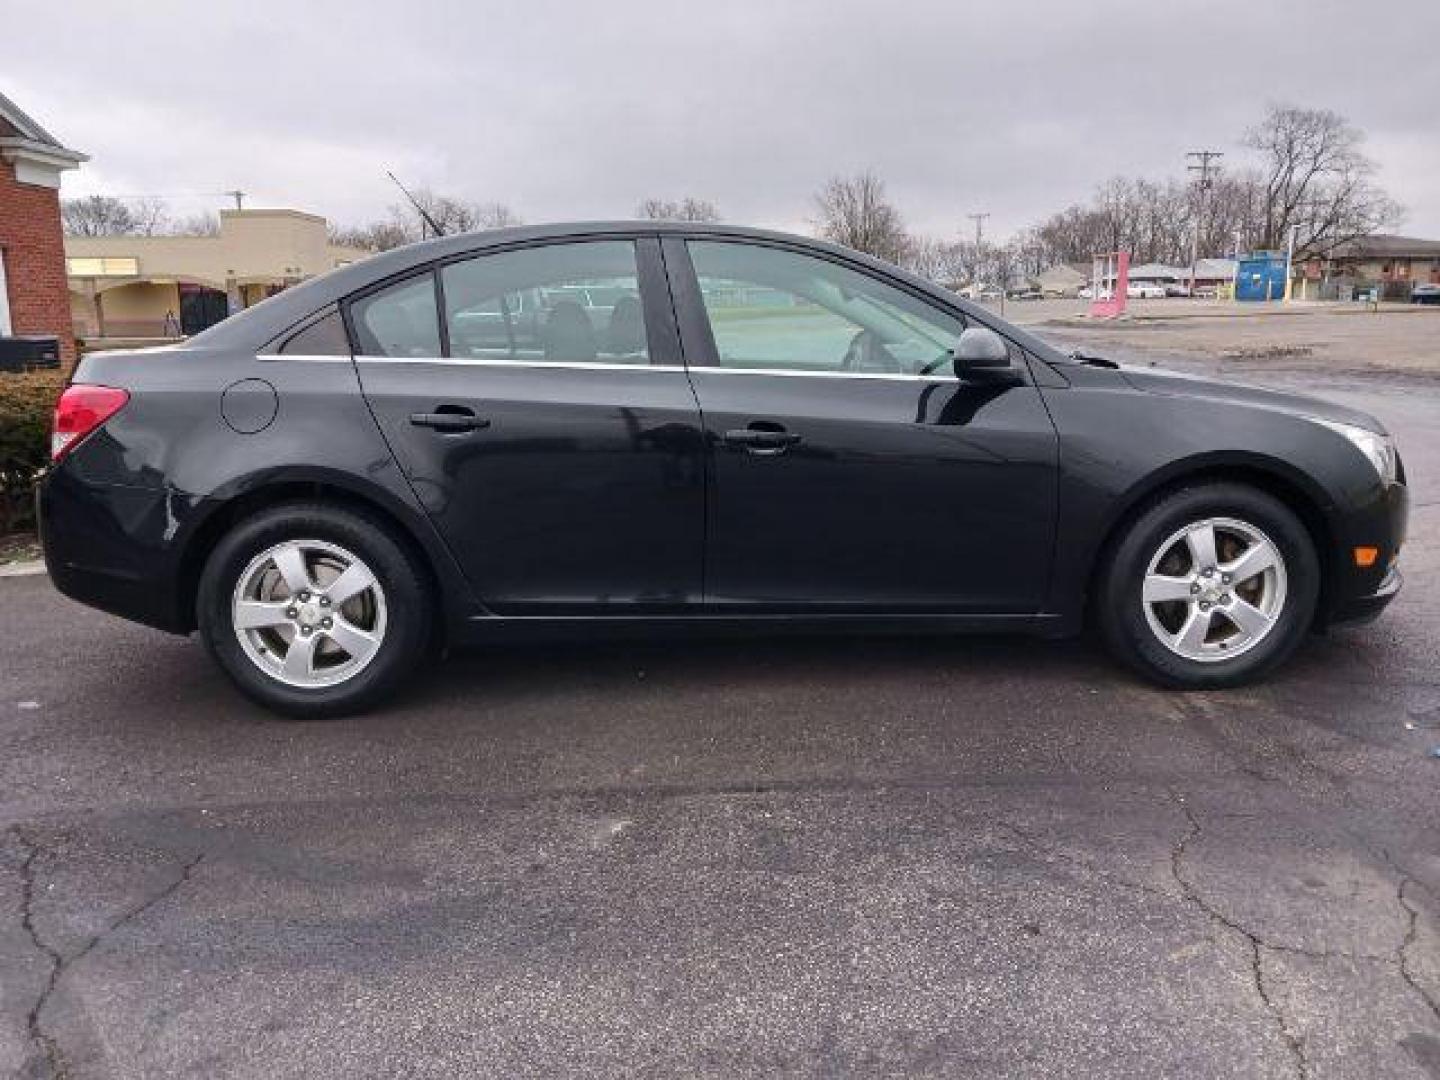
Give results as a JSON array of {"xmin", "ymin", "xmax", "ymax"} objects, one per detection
[
  {"xmin": 1096, "ymin": 483, "xmax": 1320, "ymax": 689},
  {"xmin": 197, "ymin": 502, "xmax": 432, "ymax": 718}
]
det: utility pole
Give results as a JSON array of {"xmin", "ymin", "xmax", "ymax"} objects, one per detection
[
  {"xmin": 224, "ymin": 190, "xmax": 245, "ymax": 211},
  {"xmin": 1185, "ymin": 150, "xmax": 1222, "ymax": 296},
  {"xmin": 966, "ymin": 212, "xmax": 990, "ymax": 251},
  {"xmin": 966, "ymin": 212, "xmax": 990, "ymax": 295}
]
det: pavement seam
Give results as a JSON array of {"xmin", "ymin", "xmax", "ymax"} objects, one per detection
[
  {"xmin": 7, "ymin": 826, "xmax": 204, "ymax": 1080},
  {"xmin": 1169, "ymin": 801, "xmax": 1310, "ymax": 1080}
]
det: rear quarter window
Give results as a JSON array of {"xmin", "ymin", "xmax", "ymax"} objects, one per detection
[{"xmin": 278, "ymin": 310, "xmax": 351, "ymax": 356}]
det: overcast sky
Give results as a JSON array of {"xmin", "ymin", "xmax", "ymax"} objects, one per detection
[{"xmin": 6, "ymin": 0, "xmax": 1439, "ymax": 242}]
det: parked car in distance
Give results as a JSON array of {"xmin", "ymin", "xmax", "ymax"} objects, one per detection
[
  {"xmin": 1007, "ymin": 287, "xmax": 1043, "ymax": 301},
  {"xmin": 40, "ymin": 222, "xmax": 1408, "ymax": 716},
  {"xmin": 1411, "ymin": 283, "xmax": 1440, "ymax": 305},
  {"xmin": 959, "ymin": 283, "xmax": 1003, "ymax": 301},
  {"xmin": 1164, "ymin": 283, "xmax": 1193, "ymax": 298},
  {"xmin": 1127, "ymin": 282, "xmax": 1167, "ymax": 300}
]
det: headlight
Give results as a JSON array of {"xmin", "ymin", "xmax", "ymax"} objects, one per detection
[{"xmin": 1313, "ymin": 419, "xmax": 1398, "ymax": 483}]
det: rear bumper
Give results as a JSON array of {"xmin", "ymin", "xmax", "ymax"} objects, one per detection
[{"xmin": 38, "ymin": 469, "xmax": 191, "ymax": 633}]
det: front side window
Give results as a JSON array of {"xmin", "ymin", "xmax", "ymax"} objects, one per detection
[
  {"xmin": 350, "ymin": 274, "xmax": 442, "ymax": 357},
  {"xmin": 441, "ymin": 241, "xmax": 649, "ymax": 365},
  {"xmin": 687, "ymin": 241, "xmax": 966, "ymax": 375}
]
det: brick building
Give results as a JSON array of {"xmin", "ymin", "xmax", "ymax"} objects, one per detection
[{"xmin": 0, "ymin": 90, "xmax": 86, "ymax": 364}]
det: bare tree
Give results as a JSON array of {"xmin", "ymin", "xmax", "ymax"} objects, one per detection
[
  {"xmin": 811, "ymin": 173, "xmax": 909, "ymax": 264},
  {"xmin": 62, "ymin": 195, "xmax": 137, "ymax": 236},
  {"xmin": 171, "ymin": 211, "xmax": 220, "ymax": 237},
  {"xmin": 636, "ymin": 197, "xmax": 721, "ymax": 222},
  {"xmin": 899, "ymin": 235, "xmax": 960, "ymax": 283},
  {"xmin": 1245, "ymin": 104, "xmax": 1401, "ymax": 256},
  {"xmin": 333, "ymin": 191, "xmax": 522, "ymax": 251},
  {"xmin": 62, "ymin": 195, "xmax": 174, "ymax": 236}
]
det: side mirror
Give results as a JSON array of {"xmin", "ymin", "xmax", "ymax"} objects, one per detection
[{"xmin": 953, "ymin": 326, "xmax": 1014, "ymax": 377}]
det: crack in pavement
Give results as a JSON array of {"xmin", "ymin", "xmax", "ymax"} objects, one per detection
[
  {"xmin": 8, "ymin": 827, "xmax": 204, "ymax": 1080},
  {"xmin": 1168, "ymin": 800, "xmax": 1310, "ymax": 1080},
  {"xmin": 1386, "ymin": 855, "xmax": 1440, "ymax": 1027}
]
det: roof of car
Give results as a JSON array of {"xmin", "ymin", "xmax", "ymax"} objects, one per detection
[{"xmin": 187, "ymin": 220, "xmax": 1063, "ymax": 360}]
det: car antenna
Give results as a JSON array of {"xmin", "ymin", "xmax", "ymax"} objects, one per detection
[{"xmin": 386, "ymin": 170, "xmax": 446, "ymax": 238}]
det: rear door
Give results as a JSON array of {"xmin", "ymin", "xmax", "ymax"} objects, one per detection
[{"xmin": 350, "ymin": 236, "xmax": 705, "ymax": 614}]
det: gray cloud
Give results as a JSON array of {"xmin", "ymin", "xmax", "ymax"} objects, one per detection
[{"xmin": 6, "ymin": 0, "xmax": 1438, "ymax": 239}]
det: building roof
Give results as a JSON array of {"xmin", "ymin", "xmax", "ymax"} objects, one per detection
[
  {"xmin": 1128, "ymin": 263, "xmax": 1186, "ymax": 280},
  {"xmin": 0, "ymin": 87, "xmax": 86, "ymax": 190},
  {"xmin": 1194, "ymin": 258, "xmax": 1236, "ymax": 279},
  {"xmin": 1329, "ymin": 234, "xmax": 1440, "ymax": 259},
  {"xmin": 0, "ymin": 88, "xmax": 85, "ymax": 160}
]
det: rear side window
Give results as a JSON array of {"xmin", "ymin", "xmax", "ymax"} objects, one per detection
[
  {"xmin": 279, "ymin": 310, "xmax": 350, "ymax": 356},
  {"xmin": 440, "ymin": 241, "xmax": 649, "ymax": 365},
  {"xmin": 350, "ymin": 274, "xmax": 442, "ymax": 357}
]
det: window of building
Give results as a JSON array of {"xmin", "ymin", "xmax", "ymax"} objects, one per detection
[
  {"xmin": 441, "ymin": 241, "xmax": 649, "ymax": 365},
  {"xmin": 66, "ymin": 256, "xmax": 140, "ymax": 277},
  {"xmin": 349, "ymin": 274, "xmax": 442, "ymax": 357}
]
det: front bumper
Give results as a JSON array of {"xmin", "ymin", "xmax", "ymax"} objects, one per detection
[
  {"xmin": 1323, "ymin": 475, "xmax": 1407, "ymax": 628},
  {"xmin": 1329, "ymin": 563, "xmax": 1402, "ymax": 626}
]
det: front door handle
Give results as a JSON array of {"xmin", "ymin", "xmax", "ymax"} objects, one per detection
[
  {"xmin": 722, "ymin": 426, "xmax": 802, "ymax": 455},
  {"xmin": 409, "ymin": 408, "xmax": 490, "ymax": 433}
]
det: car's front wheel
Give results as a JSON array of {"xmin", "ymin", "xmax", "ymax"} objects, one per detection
[
  {"xmin": 197, "ymin": 502, "xmax": 431, "ymax": 717},
  {"xmin": 1097, "ymin": 483, "xmax": 1320, "ymax": 688}
]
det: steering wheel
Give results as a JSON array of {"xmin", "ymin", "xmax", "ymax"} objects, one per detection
[{"xmin": 841, "ymin": 330, "xmax": 901, "ymax": 374}]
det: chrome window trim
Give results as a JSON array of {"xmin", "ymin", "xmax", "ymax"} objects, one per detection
[
  {"xmin": 351, "ymin": 355, "xmax": 686, "ymax": 373},
  {"xmin": 347, "ymin": 355, "xmax": 961, "ymax": 381},
  {"xmin": 687, "ymin": 365, "xmax": 961, "ymax": 383},
  {"xmin": 259, "ymin": 353, "xmax": 353, "ymax": 364}
]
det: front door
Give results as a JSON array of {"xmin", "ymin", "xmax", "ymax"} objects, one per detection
[
  {"xmin": 665, "ymin": 238, "xmax": 1058, "ymax": 613},
  {"xmin": 351, "ymin": 237, "xmax": 705, "ymax": 614}
]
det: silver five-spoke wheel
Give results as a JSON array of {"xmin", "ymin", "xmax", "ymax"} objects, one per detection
[
  {"xmin": 231, "ymin": 539, "xmax": 388, "ymax": 688},
  {"xmin": 1141, "ymin": 516, "xmax": 1287, "ymax": 663}
]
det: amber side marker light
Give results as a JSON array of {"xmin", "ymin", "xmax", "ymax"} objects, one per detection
[{"xmin": 1353, "ymin": 546, "xmax": 1380, "ymax": 568}]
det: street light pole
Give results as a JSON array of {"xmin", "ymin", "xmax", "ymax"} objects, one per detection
[{"xmin": 1283, "ymin": 223, "xmax": 1300, "ymax": 302}]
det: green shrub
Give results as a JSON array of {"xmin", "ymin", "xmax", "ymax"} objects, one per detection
[{"xmin": 0, "ymin": 372, "xmax": 64, "ymax": 534}]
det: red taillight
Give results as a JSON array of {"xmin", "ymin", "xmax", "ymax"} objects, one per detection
[{"xmin": 51, "ymin": 384, "xmax": 130, "ymax": 462}]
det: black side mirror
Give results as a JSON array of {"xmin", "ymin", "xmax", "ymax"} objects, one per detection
[{"xmin": 952, "ymin": 326, "xmax": 1015, "ymax": 378}]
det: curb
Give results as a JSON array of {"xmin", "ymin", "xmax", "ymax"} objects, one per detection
[{"xmin": 0, "ymin": 560, "xmax": 46, "ymax": 578}]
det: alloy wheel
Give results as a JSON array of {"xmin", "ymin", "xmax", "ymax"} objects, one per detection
[
  {"xmin": 231, "ymin": 539, "xmax": 388, "ymax": 688},
  {"xmin": 1140, "ymin": 516, "xmax": 1288, "ymax": 663}
]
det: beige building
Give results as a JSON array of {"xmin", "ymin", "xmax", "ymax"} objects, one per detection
[{"xmin": 67, "ymin": 208, "xmax": 370, "ymax": 340}]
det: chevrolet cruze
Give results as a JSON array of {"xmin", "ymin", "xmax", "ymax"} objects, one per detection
[{"xmin": 39, "ymin": 223, "xmax": 1407, "ymax": 715}]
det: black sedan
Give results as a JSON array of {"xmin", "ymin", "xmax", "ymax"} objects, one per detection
[{"xmin": 39, "ymin": 224, "xmax": 1408, "ymax": 715}]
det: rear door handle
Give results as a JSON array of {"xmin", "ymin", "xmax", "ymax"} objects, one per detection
[
  {"xmin": 409, "ymin": 408, "xmax": 490, "ymax": 433},
  {"xmin": 722, "ymin": 427, "xmax": 802, "ymax": 454}
]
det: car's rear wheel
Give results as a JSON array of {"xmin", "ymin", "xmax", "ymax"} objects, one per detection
[
  {"xmin": 1097, "ymin": 483, "xmax": 1319, "ymax": 688},
  {"xmin": 197, "ymin": 503, "xmax": 431, "ymax": 717}
]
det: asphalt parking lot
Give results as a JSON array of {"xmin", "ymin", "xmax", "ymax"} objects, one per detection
[{"xmin": 2, "ymin": 319, "xmax": 1438, "ymax": 1078}]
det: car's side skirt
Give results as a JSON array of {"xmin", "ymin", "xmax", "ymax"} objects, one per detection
[{"xmin": 452, "ymin": 612, "xmax": 1076, "ymax": 645}]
